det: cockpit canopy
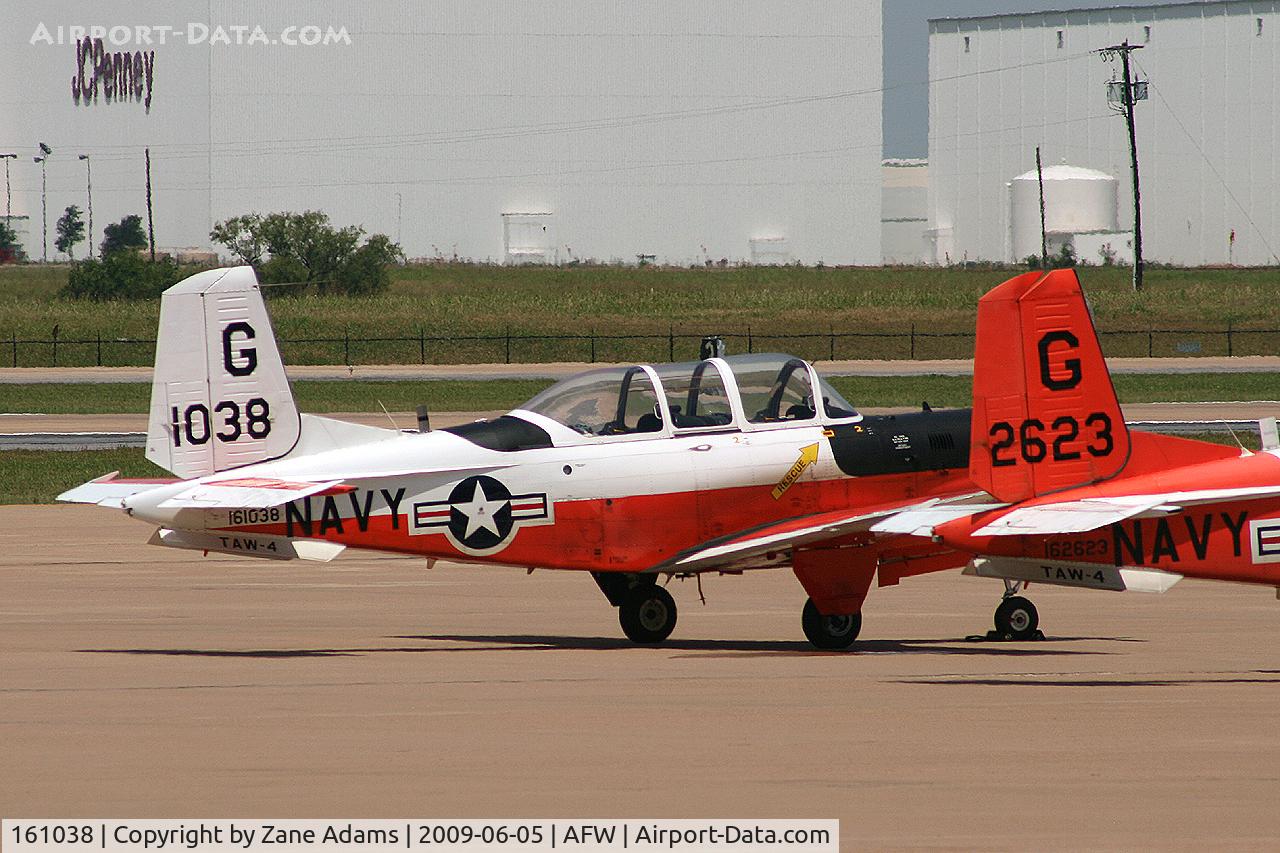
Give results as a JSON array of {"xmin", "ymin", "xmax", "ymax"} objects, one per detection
[{"xmin": 518, "ymin": 353, "xmax": 858, "ymax": 441}]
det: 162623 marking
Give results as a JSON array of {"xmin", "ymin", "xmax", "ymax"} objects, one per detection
[
  {"xmin": 989, "ymin": 412, "xmax": 1113, "ymax": 467},
  {"xmin": 1044, "ymin": 538, "xmax": 1109, "ymax": 560}
]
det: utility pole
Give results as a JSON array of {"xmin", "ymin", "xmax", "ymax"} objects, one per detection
[
  {"xmin": 1036, "ymin": 146, "xmax": 1048, "ymax": 268},
  {"xmin": 1100, "ymin": 40, "xmax": 1146, "ymax": 292},
  {"xmin": 396, "ymin": 192, "xmax": 403, "ymax": 245},
  {"xmin": 145, "ymin": 147, "xmax": 155, "ymax": 261},
  {"xmin": 78, "ymin": 154, "xmax": 93, "ymax": 259}
]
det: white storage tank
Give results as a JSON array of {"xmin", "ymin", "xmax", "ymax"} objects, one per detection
[
  {"xmin": 1008, "ymin": 165, "xmax": 1118, "ymax": 263},
  {"xmin": 749, "ymin": 236, "xmax": 792, "ymax": 265},
  {"xmin": 502, "ymin": 212, "xmax": 556, "ymax": 265}
]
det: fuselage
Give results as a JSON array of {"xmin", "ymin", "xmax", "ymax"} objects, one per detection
[
  {"xmin": 125, "ymin": 406, "xmax": 976, "ymax": 573},
  {"xmin": 935, "ymin": 449, "xmax": 1280, "ymax": 586}
]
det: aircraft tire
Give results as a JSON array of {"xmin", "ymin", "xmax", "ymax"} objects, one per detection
[
  {"xmin": 801, "ymin": 598, "xmax": 861, "ymax": 650},
  {"xmin": 619, "ymin": 585, "xmax": 677, "ymax": 644},
  {"xmin": 994, "ymin": 596, "xmax": 1039, "ymax": 640}
]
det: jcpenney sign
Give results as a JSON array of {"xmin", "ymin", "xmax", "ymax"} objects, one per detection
[{"xmin": 71, "ymin": 37, "xmax": 155, "ymax": 113}]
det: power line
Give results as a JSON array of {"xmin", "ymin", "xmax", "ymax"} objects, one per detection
[
  {"xmin": 1135, "ymin": 57, "xmax": 1280, "ymax": 265},
  {"xmin": 0, "ymin": 50, "xmax": 1094, "ymax": 157},
  {"xmin": 28, "ymin": 112, "xmax": 1114, "ymax": 196}
]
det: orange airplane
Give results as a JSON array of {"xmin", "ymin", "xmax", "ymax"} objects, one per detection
[{"xmin": 880, "ymin": 268, "xmax": 1280, "ymax": 639}]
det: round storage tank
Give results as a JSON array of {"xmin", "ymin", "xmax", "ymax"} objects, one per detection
[{"xmin": 1009, "ymin": 165, "xmax": 1118, "ymax": 262}]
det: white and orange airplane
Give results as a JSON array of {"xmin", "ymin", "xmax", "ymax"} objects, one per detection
[
  {"xmin": 61, "ymin": 266, "xmax": 987, "ymax": 648},
  {"xmin": 879, "ymin": 268, "xmax": 1280, "ymax": 638}
]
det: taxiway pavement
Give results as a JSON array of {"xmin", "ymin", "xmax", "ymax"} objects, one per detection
[{"xmin": 3, "ymin": 505, "xmax": 1279, "ymax": 848}]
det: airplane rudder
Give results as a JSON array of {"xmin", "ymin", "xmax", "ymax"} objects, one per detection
[{"xmin": 969, "ymin": 270, "xmax": 1045, "ymax": 501}]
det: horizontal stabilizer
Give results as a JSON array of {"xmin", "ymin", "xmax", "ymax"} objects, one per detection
[
  {"xmin": 974, "ymin": 485, "xmax": 1280, "ymax": 537},
  {"xmin": 973, "ymin": 496, "xmax": 1166, "ymax": 536},
  {"xmin": 964, "ymin": 557, "xmax": 1182, "ymax": 593},
  {"xmin": 871, "ymin": 499, "xmax": 1006, "ymax": 536},
  {"xmin": 57, "ymin": 472, "xmax": 178, "ymax": 508},
  {"xmin": 148, "ymin": 527, "xmax": 346, "ymax": 562},
  {"xmin": 157, "ymin": 477, "xmax": 351, "ymax": 510},
  {"xmin": 291, "ymin": 414, "xmax": 401, "ymax": 455}
]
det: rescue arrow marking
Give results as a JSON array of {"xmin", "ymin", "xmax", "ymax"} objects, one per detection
[{"xmin": 772, "ymin": 443, "xmax": 820, "ymax": 500}]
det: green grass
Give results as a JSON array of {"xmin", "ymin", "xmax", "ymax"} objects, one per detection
[
  {"xmin": 2, "ymin": 373, "xmax": 1276, "ymax": 416},
  {"xmin": 0, "ymin": 449, "xmax": 169, "ymax": 505},
  {"xmin": 1, "ymin": 263, "xmax": 1279, "ymax": 365}
]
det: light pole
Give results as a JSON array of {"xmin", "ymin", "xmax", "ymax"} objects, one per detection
[
  {"xmin": 396, "ymin": 192, "xmax": 403, "ymax": 245},
  {"xmin": 78, "ymin": 154, "xmax": 93, "ymax": 259},
  {"xmin": 0, "ymin": 153, "xmax": 16, "ymax": 224},
  {"xmin": 34, "ymin": 142, "xmax": 52, "ymax": 262}
]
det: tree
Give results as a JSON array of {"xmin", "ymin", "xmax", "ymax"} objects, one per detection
[
  {"xmin": 211, "ymin": 210, "xmax": 403, "ymax": 295},
  {"xmin": 0, "ymin": 220, "xmax": 23, "ymax": 262},
  {"xmin": 209, "ymin": 213, "xmax": 267, "ymax": 266},
  {"xmin": 61, "ymin": 251, "xmax": 187, "ymax": 301},
  {"xmin": 100, "ymin": 214, "xmax": 148, "ymax": 257},
  {"xmin": 55, "ymin": 205, "xmax": 86, "ymax": 260}
]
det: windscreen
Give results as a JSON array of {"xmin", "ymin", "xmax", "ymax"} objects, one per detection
[{"xmin": 521, "ymin": 367, "xmax": 662, "ymax": 436}]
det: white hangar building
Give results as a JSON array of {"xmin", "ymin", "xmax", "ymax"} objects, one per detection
[
  {"xmin": 0, "ymin": 1, "xmax": 883, "ymax": 265},
  {"xmin": 928, "ymin": 1, "xmax": 1280, "ymax": 267}
]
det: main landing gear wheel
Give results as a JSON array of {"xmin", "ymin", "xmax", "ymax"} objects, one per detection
[
  {"xmin": 994, "ymin": 596, "xmax": 1039, "ymax": 641},
  {"xmin": 801, "ymin": 598, "xmax": 861, "ymax": 650},
  {"xmin": 619, "ymin": 585, "xmax": 677, "ymax": 644}
]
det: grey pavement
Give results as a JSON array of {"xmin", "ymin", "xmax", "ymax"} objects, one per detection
[{"xmin": 4, "ymin": 356, "xmax": 1280, "ymax": 384}]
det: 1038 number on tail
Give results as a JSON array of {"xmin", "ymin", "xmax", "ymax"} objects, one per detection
[{"xmin": 171, "ymin": 398, "xmax": 271, "ymax": 447}]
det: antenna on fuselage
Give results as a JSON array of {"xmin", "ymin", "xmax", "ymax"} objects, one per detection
[
  {"xmin": 377, "ymin": 400, "xmax": 401, "ymax": 431},
  {"xmin": 416, "ymin": 404, "xmax": 431, "ymax": 433}
]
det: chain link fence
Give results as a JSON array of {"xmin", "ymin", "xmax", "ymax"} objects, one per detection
[{"xmin": 5, "ymin": 324, "xmax": 1280, "ymax": 368}]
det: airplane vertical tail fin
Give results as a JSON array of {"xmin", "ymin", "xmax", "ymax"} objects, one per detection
[
  {"xmin": 969, "ymin": 268, "xmax": 1130, "ymax": 503},
  {"xmin": 145, "ymin": 266, "xmax": 302, "ymax": 479}
]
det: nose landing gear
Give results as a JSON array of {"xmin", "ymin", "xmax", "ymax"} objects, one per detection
[
  {"xmin": 593, "ymin": 572, "xmax": 679, "ymax": 644},
  {"xmin": 981, "ymin": 580, "xmax": 1043, "ymax": 641},
  {"xmin": 619, "ymin": 585, "xmax": 678, "ymax": 644}
]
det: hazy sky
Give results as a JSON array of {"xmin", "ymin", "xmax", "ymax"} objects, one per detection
[{"xmin": 883, "ymin": 0, "xmax": 1173, "ymax": 157}]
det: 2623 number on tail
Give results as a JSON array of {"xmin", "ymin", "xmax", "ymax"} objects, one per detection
[
  {"xmin": 989, "ymin": 412, "xmax": 1113, "ymax": 467},
  {"xmin": 171, "ymin": 398, "xmax": 271, "ymax": 446}
]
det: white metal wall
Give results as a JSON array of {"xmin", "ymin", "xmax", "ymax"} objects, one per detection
[
  {"xmin": 881, "ymin": 160, "xmax": 930, "ymax": 264},
  {"xmin": 928, "ymin": 1, "xmax": 1280, "ymax": 266},
  {"xmin": 1, "ymin": 1, "xmax": 882, "ymax": 265}
]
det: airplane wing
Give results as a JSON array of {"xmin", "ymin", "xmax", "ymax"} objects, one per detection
[
  {"xmin": 972, "ymin": 485, "xmax": 1280, "ymax": 536},
  {"xmin": 157, "ymin": 460, "xmax": 519, "ymax": 508},
  {"xmin": 648, "ymin": 494, "xmax": 989, "ymax": 574},
  {"xmin": 156, "ymin": 476, "xmax": 354, "ymax": 509},
  {"xmin": 57, "ymin": 472, "xmax": 179, "ymax": 508},
  {"xmin": 61, "ymin": 460, "xmax": 513, "ymax": 512}
]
